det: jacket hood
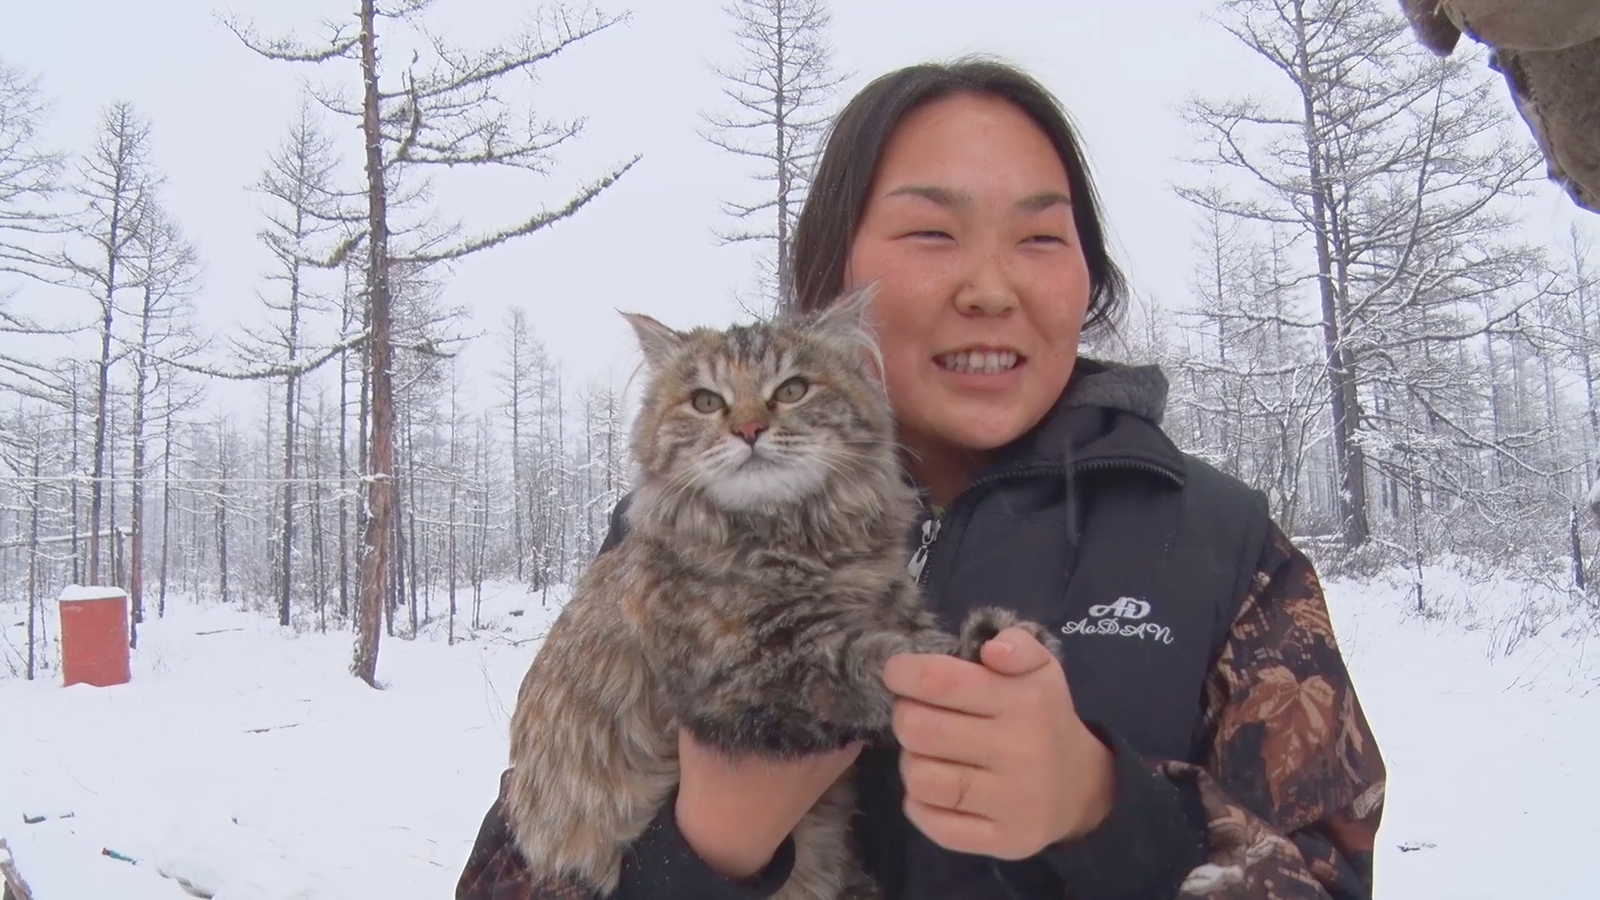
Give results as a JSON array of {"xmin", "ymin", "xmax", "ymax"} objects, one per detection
[
  {"xmin": 988, "ymin": 358, "xmax": 1187, "ymax": 485},
  {"xmin": 1064, "ymin": 358, "xmax": 1169, "ymax": 423}
]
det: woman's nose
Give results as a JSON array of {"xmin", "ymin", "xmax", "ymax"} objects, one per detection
[{"xmin": 955, "ymin": 251, "xmax": 1018, "ymax": 316}]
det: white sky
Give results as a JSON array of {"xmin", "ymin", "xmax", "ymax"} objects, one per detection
[{"xmin": 2, "ymin": 0, "xmax": 1592, "ymax": 413}]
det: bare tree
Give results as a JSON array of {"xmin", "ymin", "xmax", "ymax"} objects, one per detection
[
  {"xmin": 1168, "ymin": 200, "xmax": 1330, "ymax": 532},
  {"xmin": 0, "ymin": 405, "xmax": 57, "ymax": 679},
  {"xmin": 58, "ymin": 102, "xmax": 161, "ymax": 584},
  {"xmin": 0, "ymin": 61, "xmax": 66, "ymax": 404},
  {"xmin": 500, "ymin": 307, "xmax": 531, "ymax": 579},
  {"xmin": 445, "ymin": 358, "xmax": 463, "ymax": 645},
  {"xmin": 0, "ymin": 59, "xmax": 63, "ymax": 278},
  {"xmin": 1546, "ymin": 228, "xmax": 1600, "ymax": 483},
  {"xmin": 702, "ymin": 0, "xmax": 846, "ymax": 313},
  {"xmin": 247, "ymin": 99, "xmax": 359, "ymax": 627},
  {"xmin": 225, "ymin": 0, "xmax": 640, "ymax": 686},
  {"xmin": 1181, "ymin": 0, "xmax": 1542, "ymax": 548},
  {"xmin": 123, "ymin": 204, "xmax": 201, "ymax": 645}
]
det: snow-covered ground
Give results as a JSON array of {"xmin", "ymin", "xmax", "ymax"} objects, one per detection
[
  {"xmin": 2, "ymin": 566, "xmax": 1597, "ymax": 898},
  {"xmin": 1, "ymin": 584, "xmax": 568, "ymax": 899},
  {"xmin": 1328, "ymin": 561, "xmax": 1600, "ymax": 897}
]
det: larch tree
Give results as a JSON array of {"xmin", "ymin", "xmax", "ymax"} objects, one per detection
[
  {"xmin": 0, "ymin": 405, "xmax": 62, "ymax": 679},
  {"xmin": 500, "ymin": 307, "xmax": 533, "ymax": 580},
  {"xmin": 1182, "ymin": 0, "xmax": 1543, "ymax": 549},
  {"xmin": 1171, "ymin": 197, "xmax": 1328, "ymax": 532},
  {"xmin": 57, "ymin": 102, "xmax": 161, "ymax": 584},
  {"xmin": 246, "ymin": 99, "xmax": 361, "ymax": 627},
  {"xmin": 702, "ymin": 0, "xmax": 847, "ymax": 314},
  {"xmin": 0, "ymin": 59, "xmax": 62, "ymax": 279},
  {"xmin": 225, "ymin": 0, "xmax": 640, "ymax": 686},
  {"xmin": 123, "ymin": 203, "xmax": 201, "ymax": 644}
]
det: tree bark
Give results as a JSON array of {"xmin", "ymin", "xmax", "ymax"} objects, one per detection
[
  {"xmin": 1291, "ymin": 0, "xmax": 1369, "ymax": 547},
  {"xmin": 351, "ymin": 0, "xmax": 395, "ymax": 686}
]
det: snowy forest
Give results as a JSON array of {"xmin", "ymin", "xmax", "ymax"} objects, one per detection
[
  {"xmin": 4, "ymin": 1, "xmax": 1600, "ymax": 897},
  {"xmin": 2, "ymin": 0, "xmax": 1598, "ymax": 690}
]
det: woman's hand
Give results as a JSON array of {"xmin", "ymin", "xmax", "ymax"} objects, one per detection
[
  {"xmin": 674, "ymin": 728, "xmax": 862, "ymax": 879},
  {"xmin": 883, "ymin": 627, "xmax": 1114, "ymax": 859}
]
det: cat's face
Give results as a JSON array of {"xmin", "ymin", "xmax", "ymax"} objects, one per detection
[{"xmin": 626, "ymin": 295, "xmax": 892, "ymax": 513}]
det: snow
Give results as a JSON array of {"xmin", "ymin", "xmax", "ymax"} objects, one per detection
[
  {"xmin": 2, "ymin": 567, "xmax": 1598, "ymax": 898},
  {"xmin": 56, "ymin": 584, "xmax": 129, "ymax": 602},
  {"xmin": 1, "ymin": 583, "xmax": 566, "ymax": 899},
  {"xmin": 1323, "ymin": 560, "xmax": 1600, "ymax": 896}
]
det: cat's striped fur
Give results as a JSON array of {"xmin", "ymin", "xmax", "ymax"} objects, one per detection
[{"xmin": 504, "ymin": 291, "xmax": 1052, "ymax": 898}]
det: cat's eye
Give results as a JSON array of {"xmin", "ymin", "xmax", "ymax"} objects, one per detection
[
  {"xmin": 771, "ymin": 377, "xmax": 809, "ymax": 404},
  {"xmin": 690, "ymin": 389, "xmax": 726, "ymax": 414}
]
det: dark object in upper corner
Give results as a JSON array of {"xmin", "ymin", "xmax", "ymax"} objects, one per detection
[{"xmin": 1398, "ymin": 0, "xmax": 1600, "ymax": 214}]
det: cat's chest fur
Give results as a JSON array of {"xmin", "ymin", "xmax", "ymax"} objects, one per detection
[{"xmin": 621, "ymin": 535, "xmax": 922, "ymax": 755}]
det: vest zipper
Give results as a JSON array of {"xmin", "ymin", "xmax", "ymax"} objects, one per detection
[
  {"xmin": 1072, "ymin": 457, "xmax": 1185, "ymax": 487},
  {"xmin": 907, "ymin": 516, "xmax": 941, "ymax": 585}
]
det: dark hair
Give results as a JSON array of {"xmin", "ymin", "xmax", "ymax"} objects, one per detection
[{"xmin": 789, "ymin": 57, "xmax": 1127, "ymax": 330}]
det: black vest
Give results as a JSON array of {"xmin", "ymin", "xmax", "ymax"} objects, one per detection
[{"xmin": 858, "ymin": 400, "xmax": 1270, "ymax": 899}]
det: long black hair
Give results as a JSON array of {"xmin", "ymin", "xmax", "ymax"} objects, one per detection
[{"xmin": 789, "ymin": 57, "xmax": 1126, "ymax": 330}]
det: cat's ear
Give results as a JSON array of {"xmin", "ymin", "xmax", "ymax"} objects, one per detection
[
  {"xmin": 622, "ymin": 312, "xmax": 688, "ymax": 369},
  {"xmin": 811, "ymin": 283, "xmax": 877, "ymax": 341}
]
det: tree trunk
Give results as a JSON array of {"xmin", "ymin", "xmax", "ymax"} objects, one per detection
[
  {"xmin": 338, "ymin": 315, "xmax": 352, "ymax": 619},
  {"xmin": 216, "ymin": 424, "xmax": 231, "ymax": 605},
  {"xmin": 351, "ymin": 0, "xmax": 395, "ymax": 686},
  {"xmin": 1574, "ymin": 499, "xmax": 1587, "ymax": 592},
  {"xmin": 279, "ymin": 247, "xmax": 303, "ymax": 627},
  {"xmin": 26, "ymin": 446, "xmax": 42, "ymax": 680},
  {"xmin": 158, "ymin": 386, "xmax": 174, "ymax": 618},
  {"xmin": 510, "ymin": 321, "xmax": 525, "ymax": 581},
  {"xmin": 1291, "ymin": 0, "xmax": 1368, "ymax": 548},
  {"xmin": 406, "ymin": 412, "xmax": 419, "ymax": 638},
  {"xmin": 388, "ymin": 479, "xmax": 402, "ymax": 638},
  {"xmin": 90, "ymin": 227, "xmax": 121, "ymax": 586},
  {"xmin": 128, "ymin": 280, "xmax": 159, "ymax": 644},
  {"xmin": 773, "ymin": 10, "xmax": 789, "ymax": 312},
  {"xmin": 70, "ymin": 363, "xmax": 82, "ymax": 584},
  {"xmin": 108, "ymin": 406, "xmax": 124, "ymax": 590},
  {"xmin": 312, "ymin": 413, "xmax": 328, "ymax": 634}
]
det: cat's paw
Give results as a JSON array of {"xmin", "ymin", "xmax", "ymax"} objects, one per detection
[{"xmin": 955, "ymin": 607, "xmax": 1062, "ymax": 662}]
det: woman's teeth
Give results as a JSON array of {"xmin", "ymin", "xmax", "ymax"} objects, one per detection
[{"xmin": 936, "ymin": 350, "xmax": 1020, "ymax": 374}]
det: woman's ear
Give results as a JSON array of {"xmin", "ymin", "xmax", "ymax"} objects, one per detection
[{"xmin": 620, "ymin": 312, "xmax": 687, "ymax": 369}]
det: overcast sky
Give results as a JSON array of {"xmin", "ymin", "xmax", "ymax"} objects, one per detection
[{"xmin": 3, "ymin": 0, "xmax": 1592, "ymax": 411}]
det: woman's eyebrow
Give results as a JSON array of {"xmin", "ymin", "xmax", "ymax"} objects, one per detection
[
  {"xmin": 883, "ymin": 185, "xmax": 1071, "ymax": 214},
  {"xmin": 885, "ymin": 184, "xmax": 971, "ymax": 209},
  {"xmin": 1017, "ymin": 190, "xmax": 1071, "ymax": 212}
]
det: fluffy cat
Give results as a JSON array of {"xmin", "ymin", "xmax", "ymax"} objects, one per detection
[{"xmin": 504, "ymin": 290, "xmax": 1056, "ymax": 899}]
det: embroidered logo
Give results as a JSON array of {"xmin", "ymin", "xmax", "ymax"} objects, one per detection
[
  {"xmin": 1061, "ymin": 596, "xmax": 1174, "ymax": 644},
  {"xmin": 1088, "ymin": 597, "xmax": 1150, "ymax": 620}
]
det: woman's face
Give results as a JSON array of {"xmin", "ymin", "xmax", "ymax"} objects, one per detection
[{"xmin": 845, "ymin": 92, "xmax": 1091, "ymax": 457}]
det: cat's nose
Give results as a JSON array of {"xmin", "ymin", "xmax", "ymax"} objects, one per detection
[{"xmin": 734, "ymin": 421, "xmax": 766, "ymax": 445}]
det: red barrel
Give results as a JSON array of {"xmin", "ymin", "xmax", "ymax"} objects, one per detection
[{"xmin": 58, "ymin": 588, "xmax": 131, "ymax": 687}]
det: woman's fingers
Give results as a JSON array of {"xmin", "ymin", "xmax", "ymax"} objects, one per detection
[
  {"xmin": 883, "ymin": 652, "xmax": 1008, "ymax": 716},
  {"xmin": 899, "ymin": 748, "xmax": 993, "ymax": 815},
  {"xmin": 892, "ymin": 696, "xmax": 1003, "ymax": 767}
]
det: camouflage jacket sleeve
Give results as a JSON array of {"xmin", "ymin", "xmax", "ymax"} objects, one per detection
[{"xmin": 1164, "ymin": 523, "xmax": 1386, "ymax": 900}]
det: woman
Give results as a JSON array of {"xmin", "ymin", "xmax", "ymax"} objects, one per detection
[{"xmin": 458, "ymin": 58, "xmax": 1384, "ymax": 900}]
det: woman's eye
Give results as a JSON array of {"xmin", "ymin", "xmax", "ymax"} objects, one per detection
[
  {"xmin": 1025, "ymin": 234, "xmax": 1067, "ymax": 245},
  {"xmin": 771, "ymin": 377, "xmax": 809, "ymax": 404},
  {"xmin": 903, "ymin": 229, "xmax": 952, "ymax": 240},
  {"xmin": 690, "ymin": 389, "xmax": 726, "ymax": 413}
]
